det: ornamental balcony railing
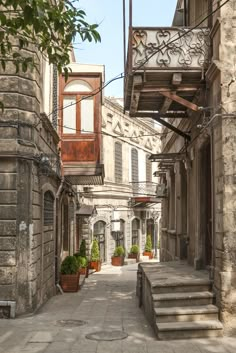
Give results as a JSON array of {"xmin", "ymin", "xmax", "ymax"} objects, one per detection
[
  {"xmin": 124, "ymin": 27, "xmax": 210, "ymax": 115},
  {"xmin": 130, "ymin": 181, "xmax": 158, "ymax": 197},
  {"xmin": 129, "ymin": 27, "xmax": 210, "ymax": 71}
]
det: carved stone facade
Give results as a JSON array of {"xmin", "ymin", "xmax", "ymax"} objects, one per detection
[{"xmin": 77, "ymin": 97, "xmax": 161, "ymax": 262}]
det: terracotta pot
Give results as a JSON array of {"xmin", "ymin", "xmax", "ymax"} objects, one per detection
[
  {"xmin": 111, "ymin": 256, "xmax": 124, "ymax": 266},
  {"xmin": 90, "ymin": 260, "xmax": 101, "ymax": 272},
  {"xmin": 79, "ymin": 267, "xmax": 87, "ymax": 275},
  {"xmin": 143, "ymin": 251, "xmax": 153, "ymax": 259},
  {"xmin": 60, "ymin": 273, "xmax": 79, "ymax": 292},
  {"xmin": 128, "ymin": 253, "xmax": 140, "ymax": 262}
]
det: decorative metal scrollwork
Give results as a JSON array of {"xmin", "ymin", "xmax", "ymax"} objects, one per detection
[{"xmin": 132, "ymin": 28, "xmax": 210, "ymax": 69}]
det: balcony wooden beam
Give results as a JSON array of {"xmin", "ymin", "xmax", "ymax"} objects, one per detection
[
  {"xmin": 159, "ymin": 91, "xmax": 199, "ymax": 112},
  {"xmin": 131, "ymin": 112, "xmax": 188, "ymax": 118},
  {"xmin": 140, "ymin": 86, "xmax": 201, "ymax": 93},
  {"xmin": 160, "ymin": 91, "xmax": 176, "ymax": 114}
]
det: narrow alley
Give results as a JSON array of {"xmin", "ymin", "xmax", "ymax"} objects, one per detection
[{"xmin": 0, "ymin": 263, "xmax": 236, "ymax": 353}]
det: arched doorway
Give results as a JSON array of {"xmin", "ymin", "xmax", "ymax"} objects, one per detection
[
  {"xmin": 115, "ymin": 219, "xmax": 125, "ymax": 248},
  {"xmin": 94, "ymin": 221, "xmax": 106, "ymax": 263},
  {"xmin": 146, "ymin": 218, "xmax": 154, "ymax": 249},
  {"xmin": 132, "ymin": 218, "xmax": 140, "ymax": 245}
]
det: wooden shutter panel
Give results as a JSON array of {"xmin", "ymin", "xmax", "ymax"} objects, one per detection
[
  {"xmin": 131, "ymin": 148, "xmax": 139, "ymax": 182},
  {"xmin": 115, "ymin": 142, "xmax": 122, "ymax": 183},
  {"xmin": 146, "ymin": 154, "xmax": 152, "ymax": 182}
]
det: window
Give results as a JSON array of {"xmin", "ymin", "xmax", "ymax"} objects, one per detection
[
  {"xmin": 114, "ymin": 142, "xmax": 122, "ymax": 183},
  {"xmin": 62, "ymin": 79, "xmax": 94, "ymax": 135},
  {"xmin": 116, "ymin": 220, "xmax": 125, "ymax": 248},
  {"xmin": 146, "ymin": 154, "xmax": 152, "ymax": 182},
  {"xmin": 132, "ymin": 218, "xmax": 140, "ymax": 245},
  {"xmin": 131, "ymin": 148, "xmax": 139, "ymax": 192},
  {"xmin": 44, "ymin": 191, "xmax": 54, "ymax": 226},
  {"xmin": 94, "ymin": 221, "xmax": 106, "ymax": 262}
]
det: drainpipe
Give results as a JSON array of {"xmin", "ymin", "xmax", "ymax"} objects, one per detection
[{"xmin": 55, "ymin": 176, "xmax": 64, "ymax": 285}]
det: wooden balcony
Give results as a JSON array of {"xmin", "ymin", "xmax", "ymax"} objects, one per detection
[
  {"xmin": 59, "ymin": 64, "xmax": 105, "ymax": 185},
  {"xmin": 124, "ymin": 27, "xmax": 210, "ymax": 118}
]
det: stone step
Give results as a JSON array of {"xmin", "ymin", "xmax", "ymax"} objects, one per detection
[
  {"xmin": 124, "ymin": 258, "xmax": 136, "ymax": 265},
  {"xmin": 151, "ymin": 278, "xmax": 212, "ymax": 294},
  {"xmin": 155, "ymin": 305, "xmax": 219, "ymax": 323},
  {"xmin": 156, "ymin": 320, "xmax": 223, "ymax": 340},
  {"xmin": 152, "ymin": 291, "xmax": 215, "ymax": 308}
]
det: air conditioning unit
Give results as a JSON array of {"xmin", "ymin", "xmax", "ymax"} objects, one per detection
[{"xmin": 156, "ymin": 184, "xmax": 168, "ymax": 198}]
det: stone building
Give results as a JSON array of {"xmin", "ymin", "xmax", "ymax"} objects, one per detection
[
  {"xmin": 0, "ymin": 41, "xmax": 78, "ymax": 315},
  {"xmin": 124, "ymin": 0, "xmax": 236, "ymax": 333},
  {"xmin": 77, "ymin": 97, "xmax": 161, "ymax": 262}
]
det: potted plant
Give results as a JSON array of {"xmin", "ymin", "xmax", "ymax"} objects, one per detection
[
  {"xmin": 143, "ymin": 234, "xmax": 153, "ymax": 259},
  {"xmin": 74, "ymin": 240, "xmax": 89, "ymax": 275},
  {"xmin": 111, "ymin": 245, "xmax": 125, "ymax": 266},
  {"xmin": 60, "ymin": 255, "xmax": 79, "ymax": 292},
  {"xmin": 75, "ymin": 255, "xmax": 88, "ymax": 275},
  {"xmin": 128, "ymin": 244, "xmax": 140, "ymax": 262},
  {"xmin": 90, "ymin": 239, "xmax": 101, "ymax": 272}
]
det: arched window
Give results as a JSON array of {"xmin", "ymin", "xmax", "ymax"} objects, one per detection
[
  {"xmin": 62, "ymin": 79, "xmax": 94, "ymax": 135},
  {"xmin": 132, "ymin": 218, "xmax": 140, "ymax": 245},
  {"xmin": 114, "ymin": 142, "xmax": 122, "ymax": 183},
  {"xmin": 94, "ymin": 221, "xmax": 106, "ymax": 262},
  {"xmin": 115, "ymin": 219, "xmax": 125, "ymax": 248},
  {"xmin": 146, "ymin": 154, "xmax": 152, "ymax": 182},
  {"xmin": 44, "ymin": 191, "xmax": 54, "ymax": 226},
  {"xmin": 131, "ymin": 148, "xmax": 139, "ymax": 192},
  {"xmin": 64, "ymin": 80, "xmax": 92, "ymax": 92}
]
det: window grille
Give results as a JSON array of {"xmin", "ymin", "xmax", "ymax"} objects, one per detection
[{"xmin": 44, "ymin": 191, "xmax": 54, "ymax": 226}]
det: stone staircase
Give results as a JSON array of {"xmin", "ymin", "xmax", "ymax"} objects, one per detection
[{"xmin": 138, "ymin": 262, "xmax": 223, "ymax": 340}]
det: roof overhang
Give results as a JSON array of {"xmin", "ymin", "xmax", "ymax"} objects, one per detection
[
  {"xmin": 149, "ymin": 153, "xmax": 185, "ymax": 162},
  {"xmin": 64, "ymin": 164, "xmax": 104, "ymax": 185}
]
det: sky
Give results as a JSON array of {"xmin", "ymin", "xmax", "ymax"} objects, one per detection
[{"xmin": 74, "ymin": 0, "xmax": 177, "ymax": 97}]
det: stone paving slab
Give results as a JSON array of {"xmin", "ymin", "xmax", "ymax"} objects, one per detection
[{"xmin": 0, "ymin": 263, "xmax": 236, "ymax": 353}]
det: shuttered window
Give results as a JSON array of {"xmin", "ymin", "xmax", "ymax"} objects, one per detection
[
  {"xmin": 44, "ymin": 191, "xmax": 54, "ymax": 226},
  {"xmin": 146, "ymin": 154, "xmax": 152, "ymax": 182},
  {"xmin": 115, "ymin": 142, "xmax": 122, "ymax": 183},
  {"xmin": 131, "ymin": 148, "xmax": 139, "ymax": 182}
]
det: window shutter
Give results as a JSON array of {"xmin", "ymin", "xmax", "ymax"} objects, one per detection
[
  {"xmin": 131, "ymin": 148, "xmax": 139, "ymax": 183},
  {"xmin": 146, "ymin": 154, "xmax": 152, "ymax": 182},
  {"xmin": 115, "ymin": 142, "xmax": 122, "ymax": 183}
]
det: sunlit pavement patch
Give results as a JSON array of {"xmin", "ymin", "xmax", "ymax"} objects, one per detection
[{"xmin": 85, "ymin": 330, "xmax": 128, "ymax": 341}]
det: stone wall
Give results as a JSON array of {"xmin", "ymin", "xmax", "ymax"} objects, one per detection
[{"xmin": 0, "ymin": 44, "xmax": 63, "ymax": 315}]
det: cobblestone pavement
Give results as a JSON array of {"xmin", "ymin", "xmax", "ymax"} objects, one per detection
[{"xmin": 0, "ymin": 263, "xmax": 236, "ymax": 353}]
